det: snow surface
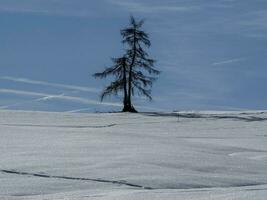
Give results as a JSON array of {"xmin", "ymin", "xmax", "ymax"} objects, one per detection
[{"xmin": 0, "ymin": 110, "xmax": 267, "ymax": 199}]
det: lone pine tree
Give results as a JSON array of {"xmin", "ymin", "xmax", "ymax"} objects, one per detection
[{"xmin": 94, "ymin": 16, "xmax": 160, "ymax": 112}]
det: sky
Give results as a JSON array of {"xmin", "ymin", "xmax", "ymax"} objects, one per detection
[{"xmin": 0, "ymin": 0, "xmax": 267, "ymax": 112}]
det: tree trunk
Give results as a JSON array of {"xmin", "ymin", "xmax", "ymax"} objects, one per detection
[
  {"xmin": 123, "ymin": 61, "xmax": 137, "ymax": 112},
  {"xmin": 122, "ymin": 57, "xmax": 130, "ymax": 112},
  {"xmin": 124, "ymin": 31, "xmax": 137, "ymax": 113},
  {"xmin": 123, "ymin": 104, "xmax": 137, "ymax": 112},
  {"xmin": 122, "ymin": 57, "xmax": 137, "ymax": 113}
]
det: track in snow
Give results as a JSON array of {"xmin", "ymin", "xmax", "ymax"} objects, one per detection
[
  {"xmin": 2, "ymin": 169, "xmax": 266, "ymax": 191},
  {"xmin": 0, "ymin": 169, "xmax": 153, "ymax": 190}
]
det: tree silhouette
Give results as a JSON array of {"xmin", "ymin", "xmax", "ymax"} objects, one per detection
[
  {"xmin": 121, "ymin": 16, "xmax": 160, "ymax": 112},
  {"xmin": 94, "ymin": 16, "xmax": 160, "ymax": 113}
]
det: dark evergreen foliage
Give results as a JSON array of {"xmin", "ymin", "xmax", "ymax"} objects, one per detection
[
  {"xmin": 93, "ymin": 57, "xmax": 128, "ymax": 104},
  {"xmin": 94, "ymin": 16, "xmax": 160, "ymax": 112}
]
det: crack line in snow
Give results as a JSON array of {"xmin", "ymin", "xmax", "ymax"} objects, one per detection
[
  {"xmin": 0, "ymin": 170, "xmax": 153, "ymax": 190},
  {"xmin": 2, "ymin": 170, "xmax": 267, "ymax": 191},
  {"xmin": 0, "ymin": 124, "xmax": 117, "ymax": 129}
]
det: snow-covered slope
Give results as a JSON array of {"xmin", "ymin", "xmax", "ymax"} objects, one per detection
[{"xmin": 0, "ymin": 110, "xmax": 267, "ymax": 199}]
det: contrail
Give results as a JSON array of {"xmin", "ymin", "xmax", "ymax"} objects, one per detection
[
  {"xmin": 212, "ymin": 58, "xmax": 245, "ymax": 66},
  {"xmin": 1, "ymin": 76, "xmax": 100, "ymax": 93},
  {"xmin": 0, "ymin": 89, "xmax": 121, "ymax": 109}
]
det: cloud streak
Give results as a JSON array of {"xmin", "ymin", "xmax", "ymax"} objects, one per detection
[
  {"xmin": 108, "ymin": 0, "xmax": 198, "ymax": 13},
  {"xmin": 0, "ymin": 0, "xmax": 99, "ymax": 17},
  {"xmin": 1, "ymin": 76, "xmax": 100, "ymax": 93},
  {"xmin": 0, "ymin": 8, "xmax": 93, "ymax": 18},
  {"xmin": 0, "ymin": 88, "xmax": 161, "ymax": 112},
  {"xmin": 0, "ymin": 89, "xmax": 121, "ymax": 109},
  {"xmin": 212, "ymin": 58, "xmax": 246, "ymax": 66}
]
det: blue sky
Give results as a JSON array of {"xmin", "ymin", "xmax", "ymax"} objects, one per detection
[{"xmin": 0, "ymin": 0, "xmax": 267, "ymax": 112}]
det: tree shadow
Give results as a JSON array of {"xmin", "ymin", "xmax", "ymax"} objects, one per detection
[{"xmin": 140, "ymin": 112, "xmax": 267, "ymax": 122}]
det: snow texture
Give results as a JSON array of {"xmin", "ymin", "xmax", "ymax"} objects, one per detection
[{"xmin": 0, "ymin": 110, "xmax": 267, "ymax": 199}]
